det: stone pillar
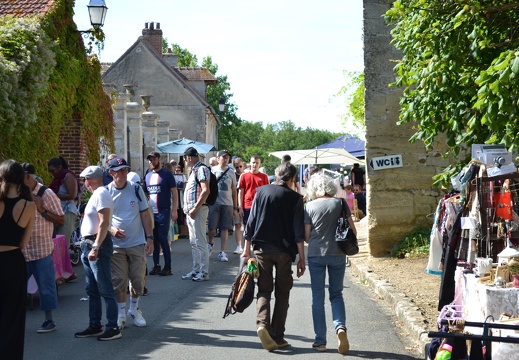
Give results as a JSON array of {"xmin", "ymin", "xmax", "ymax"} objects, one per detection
[
  {"xmin": 126, "ymin": 102, "xmax": 144, "ymax": 177},
  {"xmin": 111, "ymin": 90, "xmax": 128, "ymax": 160},
  {"xmin": 142, "ymin": 111, "xmax": 159, "ymax": 177},
  {"xmin": 363, "ymin": 0, "xmax": 450, "ymax": 255}
]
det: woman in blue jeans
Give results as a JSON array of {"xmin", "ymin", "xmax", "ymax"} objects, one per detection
[{"xmin": 304, "ymin": 173, "xmax": 357, "ymax": 354}]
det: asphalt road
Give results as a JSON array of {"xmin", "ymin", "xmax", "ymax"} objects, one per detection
[{"xmin": 24, "ymin": 236, "xmax": 420, "ymax": 360}]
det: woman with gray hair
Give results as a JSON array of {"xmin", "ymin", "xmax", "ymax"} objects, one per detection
[{"xmin": 304, "ymin": 173, "xmax": 356, "ymax": 354}]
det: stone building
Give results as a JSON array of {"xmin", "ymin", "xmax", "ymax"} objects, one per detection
[
  {"xmin": 363, "ymin": 0, "xmax": 453, "ymax": 255},
  {"xmin": 102, "ymin": 22, "xmax": 220, "ymax": 178}
]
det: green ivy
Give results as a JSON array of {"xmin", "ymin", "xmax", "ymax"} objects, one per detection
[
  {"xmin": 386, "ymin": 1, "xmax": 519, "ymax": 187},
  {"xmin": 0, "ymin": 0, "xmax": 113, "ymax": 182}
]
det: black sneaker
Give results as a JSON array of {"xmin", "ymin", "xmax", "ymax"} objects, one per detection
[
  {"xmin": 142, "ymin": 287, "xmax": 148, "ymax": 296},
  {"xmin": 97, "ymin": 327, "xmax": 122, "ymax": 341},
  {"xmin": 149, "ymin": 265, "xmax": 161, "ymax": 275},
  {"xmin": 75, "ymin": 325, "xmax": 103, "ymax": 338},
  {"xmin": 158, "ymin": 267, "xmax": 172, "ymax": 276},
  {"xmin": 37, "ymin": 320, "xmax": 56, "ymax": 333}
]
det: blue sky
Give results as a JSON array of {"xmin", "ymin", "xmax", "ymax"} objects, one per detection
[{"xmin": 74, "ymin": 0, "xmax": 364, "ymax": 133}]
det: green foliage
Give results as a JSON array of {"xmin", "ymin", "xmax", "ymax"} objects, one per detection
[
  {"xmin": 0, "ymin": 0, "xmax": 113, "ymax": 180},
  {"xmin": 0, "ymin": 16, "xmax": 56, "ymax": 135},
  {"xmin": 391, "ymin": 227, "xmax": 431, "ymax": 258},
  {"xmin": 337, "ymin": 71, "xmax": 365, "ymax": 135},
  {"xmin": 385, "ymin": 0, "xmax": 519, "ymax": 187}
]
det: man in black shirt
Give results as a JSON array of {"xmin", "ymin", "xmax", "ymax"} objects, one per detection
[{"xmin": 242, "ymin": 162, "xmax": 305, "ymax": 351}]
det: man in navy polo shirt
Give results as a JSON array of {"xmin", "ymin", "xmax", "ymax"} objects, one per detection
[{"xmin": 145, "ymin": 152, "xmax": 178, "ymax": 276}]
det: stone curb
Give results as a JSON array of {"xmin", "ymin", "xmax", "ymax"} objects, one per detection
[{"xmin": 349, "ymin": 257, "xmax": 430, "ymax": 357}]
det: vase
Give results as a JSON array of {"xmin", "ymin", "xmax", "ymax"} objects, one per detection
[{"xmin": 513, "ymin": 274, "xmax": 519, "ymax": 288}]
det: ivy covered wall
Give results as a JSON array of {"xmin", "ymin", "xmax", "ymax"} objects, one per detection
[{"xmin": 0, "ymin": 0, "xmax": 113, "ymax": 182}]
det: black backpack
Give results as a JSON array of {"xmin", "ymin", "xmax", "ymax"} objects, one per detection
[{"xmin": 194, "ymin": 164, "xmax": 219, "ymax": 206}]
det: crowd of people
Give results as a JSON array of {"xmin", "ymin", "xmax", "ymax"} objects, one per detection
[{"xmin": 0, "ymin": 151, "xmax": 365, "ymax": 358}]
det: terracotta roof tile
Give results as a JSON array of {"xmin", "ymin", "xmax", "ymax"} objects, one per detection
[
  {"xmin": 175, "ymin": 67, "xmax": 216, "ymax": 82},
  {"xmin": 0, "ymin": 0, "xmax": 54, "ymax": 18}
]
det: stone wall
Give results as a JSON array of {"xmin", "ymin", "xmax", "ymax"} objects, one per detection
[{"xmin": 363, "ymin": 0, "xmax": 452, "ymax": 255}]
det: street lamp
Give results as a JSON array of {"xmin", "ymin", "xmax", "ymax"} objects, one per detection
[
  {"xmin": 218, "ymin": 98, "xmax": 226, "ymax": 112},
  {"xmin": 78, "ymin": 0, "xmax": 108, "ymax": 34}
]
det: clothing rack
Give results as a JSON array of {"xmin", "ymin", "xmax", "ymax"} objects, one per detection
[{"xmin": 429, "ymin": 319, "xmax": 519, "ymax": 360}]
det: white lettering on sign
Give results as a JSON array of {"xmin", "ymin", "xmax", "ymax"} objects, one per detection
[{"xmin": 369, "ymin": 155, "xmax": 403, "ymax": 170}]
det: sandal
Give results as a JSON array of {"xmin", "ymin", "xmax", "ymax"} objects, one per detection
[
  {"xmin": 56, "ymin": 278, "xmax": 66, "ymax": 286},
  {"xmin": 312, "ymin": 343, "xmax": 327, "ymax": 352}
]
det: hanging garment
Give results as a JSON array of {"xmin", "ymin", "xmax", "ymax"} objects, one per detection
[{"xmin": 427, "ymin": 199, "xmax": 444, "ymax": 275}]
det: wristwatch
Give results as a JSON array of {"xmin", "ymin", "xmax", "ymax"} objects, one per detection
[
  {"xmin": 92, "ymin": 245, "xmax": 99, "ymax": 251},
  {"xmin": 40, "ymin": 210, "xmax": 48, "ymax": 218},
  {"xmin": 146, "ymin": 235, "xmax": 154, "ymax": 240}
]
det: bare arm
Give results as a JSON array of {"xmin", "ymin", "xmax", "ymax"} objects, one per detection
[
  {"xmin": 19, "ymin": 201, "xmax": 36, "ymax": 249},
  {"xmin": 170, "ymin": 187, "xmax": 178, "ymax": 221},
  {"xmin": 304, "ymin": 223, "xmax": 312, "ymax": 243},
  {"xmin": 140, "ymin": 208, "xmax": 154, "ymax": 255},
  {"xmin": 296, "ymin": 241, "xmax": 306, "ymax": 277},
  {"xmin": 188, "ymin": 180, "xmax": 209, "ymax": 218},
  {"xmin": 238, "ymin": 188, "xmax": 245, "ymax": 216},
  {"xmin": 89, "ymin": 207, "xmax": 111, "ymax": 260},
  {"xmin": 59, "ymin": 173, "xmax": 77, "ymax": 201}
]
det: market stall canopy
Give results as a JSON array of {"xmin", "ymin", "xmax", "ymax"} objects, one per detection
[
  {"xmin": 269, "ymin": 148, "xmax": 363, "ymax": 166},
  {"xmin": 317, "ymin": 134, "xmax": 365, "ymax": 158},
  {"xmin": 157, "ymin": 138, "xmax": 216, "ymax": 154}
]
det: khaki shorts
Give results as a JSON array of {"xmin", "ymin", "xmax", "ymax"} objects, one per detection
[{"xmin": 111, "ymin": 244, "xmax": 147, "ymax": 295}]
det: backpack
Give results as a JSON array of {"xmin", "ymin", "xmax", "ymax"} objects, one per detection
[
  {"xmin": 194, "ymin": 164, "xmax": 219, "ymax": 206},
  {"xmin": 223, "ymin": 269, "xmax": 255, "ymax": 318}
]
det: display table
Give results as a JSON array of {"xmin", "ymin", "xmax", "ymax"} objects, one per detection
[
  {"xmin": 454, "ymin": 269, "xmax": 519, "ymax": 358},
  {"xmin": 27, "ymin": 235, "xmax": 75, "ymax": 295},
  {"xmin": 456, "ymin": 269, "xmax": 519, "ymax": 323}
]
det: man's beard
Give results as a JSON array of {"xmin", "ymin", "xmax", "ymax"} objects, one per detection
[{"xmin": 150, "ymin": 163, "xmax": 160, "ymax": 171}]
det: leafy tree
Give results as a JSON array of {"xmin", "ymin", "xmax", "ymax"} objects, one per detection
[
  {"xmin": 337, "ymin": 71, "xmax": 365, "ymax": 137},
  {"xmin": 165, "ymin": 41, "xmax": 243, "ymax": 152},
  {"xmin": 385, "ymin": 0, "xmax": 519, "ymax": 185}
]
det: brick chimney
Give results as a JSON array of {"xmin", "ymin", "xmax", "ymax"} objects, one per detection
[
  {"xmin": 142, "ymin": 22, "xmax": 163, "ymax": 57},
  {"xmin": 163, "ymin": 48, "xmax": 178, "ymax": 67}
]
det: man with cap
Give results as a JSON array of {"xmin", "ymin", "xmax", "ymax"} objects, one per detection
[
  {"xmin": 207, "ymin": 150, "xmax": 239, "ymax": 261},
  {"xmin": 181, "ymin": 147, "xmax": 211, "ymax": 281},
  {"xmin": 74, "ymin": 166, "xmax": 120, "ymax": 341},
  {"xmin": 145, "ymin": 151, "xmax": 178, "ymax": 276},
  {"xmin": 105, "ymin": 157, "xmax": 154, "ymax": 329},
  {"xmin": 22, "ymin": 162, "xmax": 65, "ymax": 333}
]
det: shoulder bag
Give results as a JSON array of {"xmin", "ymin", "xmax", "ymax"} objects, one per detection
[{"xmin": 335, "ymin": 198, "xmax": 359, "ymax": 256}]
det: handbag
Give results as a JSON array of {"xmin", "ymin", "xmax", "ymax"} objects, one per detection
[{"xmin": 335, "ymin": 199, "xmax": 359, "ymax": 256}]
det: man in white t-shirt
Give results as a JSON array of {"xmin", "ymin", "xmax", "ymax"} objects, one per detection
[
  {"xmin": 106, "ymin": 158, "xmax": 154, "ymax": 330},
  {"xmin": 75, "ymin": 166, "xmax": 120, "ymax": 341}
]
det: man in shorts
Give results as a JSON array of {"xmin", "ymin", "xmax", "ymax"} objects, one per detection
[
  {"xmin": 207, "ymin": 150, "xmax": 239, "ymax": 261},
  {"xmin": 106, "ymin": 157, "xmax": 154, "ymax": 330}
]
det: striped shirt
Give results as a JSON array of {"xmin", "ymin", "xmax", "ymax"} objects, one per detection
[
  {"xmin": 183, "ymin": 162, "xmax": 210, "ymax": 212},
  {"xmin": 22, "ymin": 183, "xmax": 65, "ymax": 262}
]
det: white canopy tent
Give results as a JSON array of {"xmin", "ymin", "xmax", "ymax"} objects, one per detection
[{"xmin": 269, "ymin": 148, "xmax": 363, "ymax": 166}]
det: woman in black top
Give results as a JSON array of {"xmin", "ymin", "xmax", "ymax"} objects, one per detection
[{"xmin": 0, "ymin": 160, "xmax": 36, "ymax": 360}]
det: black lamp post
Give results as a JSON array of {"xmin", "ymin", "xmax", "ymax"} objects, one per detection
[{"xmin": 78, "ymin": 0, "xmax": 108, "ymax": 34}]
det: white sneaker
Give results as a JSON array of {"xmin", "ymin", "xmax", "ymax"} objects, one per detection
[
  {"xmin": 181, "ymin": 270, "xmax": 198, "ymax": 280},
  {"xmin": 193, "ymin": 272, "xmax": 209, "ymax": 282},
  {"xmin": 218, "ymin": 251, "xmax": 229, "ymax": 262},
  {"xmin": 128, "ymin": 308, "xmax": 146, "ymax": 327},
  {"xmin": 117, "ymin": 314, "xmax": 126, "ymax": 330},
  {"xmin": 233, "ymin": 246, "xmax": 243, "ymax": 254}
]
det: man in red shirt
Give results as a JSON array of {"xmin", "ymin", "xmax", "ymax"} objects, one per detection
[{"xmin": 237, "ymin": 156, "xmax": 269, "ymax": 226}]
